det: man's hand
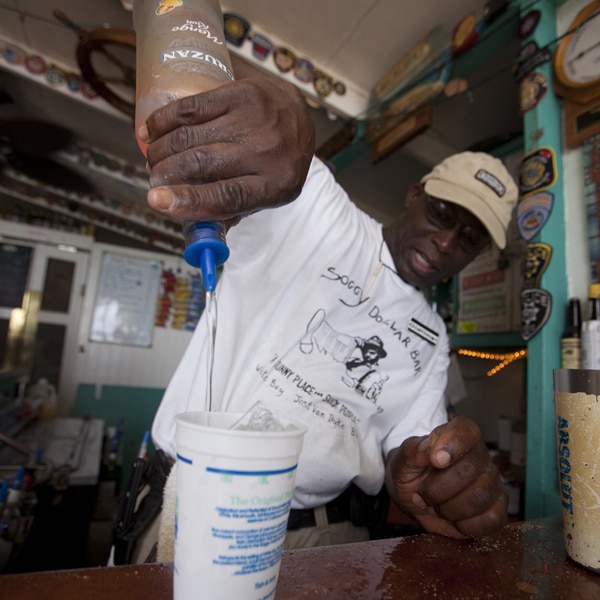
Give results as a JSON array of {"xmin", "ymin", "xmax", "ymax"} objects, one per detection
[
  {"xmin": 385, "ymin": 416, "xmax": 508, "ymax": 538},
  {"xmin": 139, "ymin": 66, "xmax": 315, "ymax": 228}
]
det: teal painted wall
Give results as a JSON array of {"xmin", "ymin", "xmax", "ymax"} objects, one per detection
[
  {"xmin": 72, "ymin": 384, "xmax": 164, "ymax": 487},
  {"xmin": 520, "ymin": 0, "xmax": 565, "ymax": 519}
]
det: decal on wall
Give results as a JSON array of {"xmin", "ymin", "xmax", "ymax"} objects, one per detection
[
  {"xmin": 523, "ymin": 243, "xmax": 552, "ymax": 289},
  {"xmin": 273, "ymin": 46, "xmax": 296, "ymax": 73},
  {"xmin": 451, "ymin": 12, "xmax": 480, "ymax": 56},
  {"xmin": 24, "ymin": 54, "xmax": 47, "ymax": 74},
  {"xmin": 518, "ymin": 10, "xmax": 541, "ymax": 39},
  {"xmin": 519, "ymin": 147, "xmax": 557, "ymax": 197},
  {"xmin": 294, "ymin": 58, "xmax": 315, "ymax": 84},
  {"xmin": 519, "ymin": 71, "xmax": 548, "ymax": 114},
  {"xmin": 251, "ymin": 33, "xmax": 273, "ymax": 61},
  {"xmin": 513, "ymin": 41, "xmax": 552, "ymax": 82},
  {"xmin": 313, "ymin": 70, "xmax": 334, "ymax": 98},
  {"xmin": 521, "ymin": 288, "xmax": 552, "ymax": 341},
  {"xmin": 223, "ymin": 13, "xmax": 250, "ymax": 47},
  {"xmin": 517, "ymin": 191, "xmax": 554, "ymax": 241}
]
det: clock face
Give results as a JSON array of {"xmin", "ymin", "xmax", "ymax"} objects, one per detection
[{"xmin": 562, "ymin": 4, "xmax": 600, "ymax": 85}]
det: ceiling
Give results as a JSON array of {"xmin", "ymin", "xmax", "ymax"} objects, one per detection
[{"xmin": 0, "ymin": 0, "xmax": 523, "ymax": 251}]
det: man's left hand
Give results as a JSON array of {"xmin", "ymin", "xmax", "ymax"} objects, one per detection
[{"xmin": 385, "ymin": 416, "xmax": 508, "ymax": 538}]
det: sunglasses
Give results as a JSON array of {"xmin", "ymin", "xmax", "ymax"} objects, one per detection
[{"xmin": 424, "ymin": 193, "xmax": 491, "ymax": 253}]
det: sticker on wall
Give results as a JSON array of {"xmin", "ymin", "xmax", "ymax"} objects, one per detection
[
  {"xmin": 3, "ymin": 44, "xmax": 26, "ymax": 64},
  {"xmin": 518, "ymin": 10, "xmax": 541, "ymax": 39},
  {"xmin": 519, "ymin": 147, "xmax": 557, "ymax": 197},
  {"xmin": 251, "ymin": 33, "xmax": 273, "ymax": 61},
  {"xmin": 294, "ymin": 58, "xmax": 315, "ymax": 84},
  {"xmin": 81, "ymin": 81, "xmax": 99, "ymax": 99},
  {"xmin": 451, "ymin": 12, "xmax": 480, "ymax": 56},
  {"xmin": 519, "ymin": 71, "xmax": 548, "ymax": 114},
  {"xmin": 521, "ymin": 288, "xmax": 552, "ymax": 341},
  {"xmin": 24, "ymin": 55, "xmax": 47, "ymax": 75},
  {"xmin": 46, "ymin": 64, "xmax": 66, "ymax": 86},
  {"xmin": 334, "ymin": 81, "xmax": 346, "ymax": 96},
  {"xmin": 523, "ymin": 243, "xmax": 552, "ymax": 289},
  {"xmin": 313, "ymin": 70, "xmax": 334, "ymax": 98},
  {"xmin": 273, "ymin": 47, "xmax": 296, "ymax": 73},
  {"xmin": 517, "ymin": 191, "xmax": 554, "ymax": 240},
  {"xmin": 66, "ymin": 73, "xmax": 83, "ymax": 92},
  {"xmin": 223, "ymin": 13, "xmax": 250, "ymax": 47},
  {"xmin": 513, "ymin": 41, "xmax": 551, "ymax": 82}
]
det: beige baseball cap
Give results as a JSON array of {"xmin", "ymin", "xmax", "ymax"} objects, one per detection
[{"xmin": 421, "ymin": 151, "xmax": 518, "ymax": 249}]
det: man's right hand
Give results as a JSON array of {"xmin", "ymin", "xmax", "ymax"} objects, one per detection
[{"xmin": 139, "ymin": 67, "xmax": 316, "ymax": 228}]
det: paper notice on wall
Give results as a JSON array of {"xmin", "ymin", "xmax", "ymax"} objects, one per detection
[
  {"xmin": 90, "ymin": 252, "xmax": 161, "ymax": 347},
  {"xmin": 456, "ymin": 246, "xmax": 519, "ymax": 334}
]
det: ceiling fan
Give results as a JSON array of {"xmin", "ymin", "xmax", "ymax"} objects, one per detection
[
  {"xmin": 0, "ymin": 9, "xmax": 136, "ymax": 195},
  {"xmin": 0, "ymin": 92, "xmax": 94, "ymax": 195}
]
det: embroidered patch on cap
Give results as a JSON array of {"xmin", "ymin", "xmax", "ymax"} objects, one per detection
[
  {"xmin": 475, "ymin": 169, "xmax": 506, "ymax": 197},
  {"xmin": 408, "ymin": 319, "xmax": 439, "ymax": 346}
]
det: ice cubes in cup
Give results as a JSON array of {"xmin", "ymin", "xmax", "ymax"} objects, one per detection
[{"xmin": 230, "ymin": 401, "xmax": 297, "ymax": 432}]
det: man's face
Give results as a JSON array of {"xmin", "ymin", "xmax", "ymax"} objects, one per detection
[
  {"xmin": 364, "ymin": 348, "xmax": 380, "ymax": 362},
  {"xmin": 383, "ymin": 184, "xmax": 491, "ymax": 288}
]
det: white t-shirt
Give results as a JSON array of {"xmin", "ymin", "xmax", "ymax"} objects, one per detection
[{"xmin": 152, "ymin": 157, "xmax": 449, "ymax": 509}]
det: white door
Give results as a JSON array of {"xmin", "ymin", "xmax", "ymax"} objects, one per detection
[{"xmin": 0, "ymin": 240, "xmax": 88, "ymax": 401}]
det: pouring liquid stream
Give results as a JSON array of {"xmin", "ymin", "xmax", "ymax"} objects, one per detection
[{"xmin": 204, "ymin": 289, "xmax": 217, "ymax": 413}]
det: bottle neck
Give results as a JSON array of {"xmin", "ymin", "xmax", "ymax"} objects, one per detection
[
  {"xmin": 590, "ymin": 297, "xmax": 600, "ymax": 321},
  {"xmin": 566, "ymin": 299, "xmax": 582, "ymax": 335}
]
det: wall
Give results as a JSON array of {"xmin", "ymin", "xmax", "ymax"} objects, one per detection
[
  {"xmin": 454, "ymin": 356, "xmax": 525, "ymax": 446},
  {"xmin": 560, "ymin": 0, "xmax": 591, "ymax": 300},
  {"xmin": 0, "ymin": 223, "xmax": 195, "ymax": 418},
  {"xmin": 65, "ymin": 242, "xmax": 196, "ymax": 416}
]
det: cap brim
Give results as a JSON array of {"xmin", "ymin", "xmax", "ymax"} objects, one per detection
[{"xmin": 423, "ymin": 179, "xmax": 507, "ymax": 248}]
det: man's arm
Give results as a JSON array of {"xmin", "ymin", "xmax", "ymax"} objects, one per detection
[
  {"xmin": 138, "ymin": 55, "xmax": 316, "ymax": 228},
  {"xmin": 385, "ymin": 416, "xmax": 508, "ymax": 538}
]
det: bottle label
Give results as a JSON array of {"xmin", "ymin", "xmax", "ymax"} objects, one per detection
[
  {"xmin": 561, "ymin": 337, "xmax": 582, "ymax": 369},
  {"xmin": 161, "ymin": 48, "xmax": 234, "ymax": 79}
]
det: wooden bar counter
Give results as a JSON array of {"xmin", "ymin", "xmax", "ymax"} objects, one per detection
[{"xmin": 1, "ymin": 516, "xmax": 598, "ymax": 598}]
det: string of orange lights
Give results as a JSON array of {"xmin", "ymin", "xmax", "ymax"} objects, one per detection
[{"xmin": 457, "ymin": 348, "xmax": 528, "ymax": 377}]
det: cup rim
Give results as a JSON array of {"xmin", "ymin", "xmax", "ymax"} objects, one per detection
[{"xmin": 175, "ymin": 410, "xmax": 308, "ymax": 438}]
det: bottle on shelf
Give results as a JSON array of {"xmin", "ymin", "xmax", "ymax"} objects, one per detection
[
  {"xmin": 582, "ymin": 283, "xmax": 600, "ymax": 370},
  {"xmin": 561, "ymin": 298, "xmax": 582, "ymax": 369}
]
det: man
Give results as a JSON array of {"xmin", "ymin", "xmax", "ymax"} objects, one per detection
[{"xmin": 139, "ymin": 66, "xmax": 516, "ymax": 554}]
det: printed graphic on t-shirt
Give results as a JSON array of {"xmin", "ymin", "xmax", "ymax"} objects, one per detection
[{"xmin": 299, "ymin": 309, "xmax": 389, "ymax": 402}]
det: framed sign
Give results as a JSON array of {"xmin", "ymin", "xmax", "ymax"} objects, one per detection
[
  {"xmin": 90, "ymin": 252, "xmax": 161, "ymax": 347},
  {"xmin": 564, "ymin": 96, "xmax": 600, "ymax": 148},
  {"xmin": 370, "ymin": 104, "xmax": 432, "ymax": 163}
]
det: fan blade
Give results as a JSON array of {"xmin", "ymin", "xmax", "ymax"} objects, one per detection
[
  {"xmin": 0, "ymin": 119, "xmax": 75, "ymax": 157},
  {"xmin": 6, "ymin": 153, "xmax": 93, "ymax": 194}
]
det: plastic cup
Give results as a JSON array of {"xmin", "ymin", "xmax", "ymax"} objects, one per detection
[
  {"xmin": 174, "ymin": 411, "xmax": 307, "ymax": 600},
  {"xmin": 554, "ymin": 368, "xmax": 600, "ymax": 572}
]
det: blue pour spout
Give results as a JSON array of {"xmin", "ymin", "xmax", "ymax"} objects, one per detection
[{"xmin": 182, "ymin": 221, "xmax": 229, "ymax": 292}]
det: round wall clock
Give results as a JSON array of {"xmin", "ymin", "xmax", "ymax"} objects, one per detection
[{"xmin": 553, "ymin": 0, "xmax": 600, "ymax": 104}]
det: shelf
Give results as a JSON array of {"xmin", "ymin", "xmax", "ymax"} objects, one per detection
[{"xmin": 0, "ymin": 168, "xmax": 183, "ymax": 254}]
